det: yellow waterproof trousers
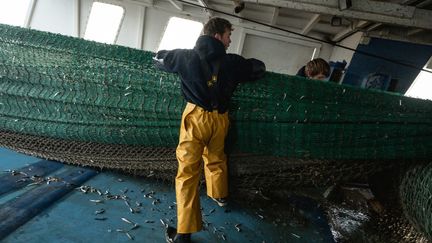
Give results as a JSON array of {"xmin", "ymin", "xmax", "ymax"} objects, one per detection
[{"xmin": 176, "ymin": 102, "xmax": 229, "ymax": 233}]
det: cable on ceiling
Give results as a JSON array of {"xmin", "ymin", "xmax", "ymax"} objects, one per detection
[{"xmin": 176, "ymin": 0, "xmax": 432, "ymax": 74}]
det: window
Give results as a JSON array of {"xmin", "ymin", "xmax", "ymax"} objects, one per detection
[
  {"xmin": 0, "ymin": 0, "xmax": 32, "ymax": 27},
  {"xmin": 405, "ymin": 57, "xmax": 432, "ymax": 100},
  {"xmin": 84, "ymin": 2, "xmax": 124, "ymax": 44},
  {"xmin": 157, "ymin": 17, "xmax": 203, "ymax": 51}
]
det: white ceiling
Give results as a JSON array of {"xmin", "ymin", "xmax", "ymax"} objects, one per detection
[{"xmin": 142, "ymin": 0, "xmax": 432, "ymax": 45}]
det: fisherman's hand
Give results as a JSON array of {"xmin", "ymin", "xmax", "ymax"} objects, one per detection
[{"xmin": 153, "ymin": 50, "xmax": 168, "ymax": 65}]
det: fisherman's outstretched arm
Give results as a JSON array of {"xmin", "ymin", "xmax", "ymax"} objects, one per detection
[
  {"xmin": 153, "ymin": 49, "xmax": 191, "ymax": 73},
  {"xmin": 247, "ymin": 58, "xmax": 266, "ymax": 81},
  {"xmin": 227, "ymin": 54, "xmax": 266, "ymax": 82}
]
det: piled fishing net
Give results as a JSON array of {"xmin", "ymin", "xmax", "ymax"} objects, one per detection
[
  {"xmin": 0, "ymin": 23, "xmax": 431, "ymax": 187},
  {"xmin": 400, "ymin": 163, "xmax": 432, "ymax": 241}
]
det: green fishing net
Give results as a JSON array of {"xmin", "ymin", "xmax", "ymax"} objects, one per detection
[
  {"xmin": 1, "ymin": 23, "xmax": 431, "ymax": 241},
  {"xmin": 0, "ymin": 22, "xmax": 431, "ymax": 189},
  {"xmin": 400, "ymin": 163, "xmax": 432, "ymax": 240},
  {"xmin": 1, "ymin": 23, "xmax": 432, "ymax": 160}
]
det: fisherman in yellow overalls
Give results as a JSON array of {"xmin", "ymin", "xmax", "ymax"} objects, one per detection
[{"xmin": 154, "ymin": 17, "xmax": 266, "ymax": 243}]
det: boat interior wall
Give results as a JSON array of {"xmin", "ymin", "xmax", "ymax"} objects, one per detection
[
  {"xmin": 113, "ymin": 4, "xmax": 141, "ymax": 48},
  {"xmin": 329, "ymin": 32, "xmax": 363, "ymax": 67},
  {"xmin": 30, "ymin": 0, "xmax": 76, "ymax": 37},
  {"xmin": 18, "ymin": 0, "xmax": 336, "ymax": 76},
  {"xmin": 238, "ymin": 29, "xmax": 322, "ymax": 74},
  {"xmin": 1, "ymin": 0, "xmax": 432, "ymax": 88},
  {"xmin": 343, "ymin": 37, "xmax": 432, "ymax": 93}
]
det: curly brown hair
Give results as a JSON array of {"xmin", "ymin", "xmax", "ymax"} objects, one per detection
[
  {"xmin": 203, "ymin": 17, "xmax": 233, "ymax": 36},
  {"xmin": 305, "ymin": 58, "xmax": 330, "ymax": 78}
]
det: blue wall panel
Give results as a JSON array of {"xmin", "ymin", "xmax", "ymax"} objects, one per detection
[{"xmin": 343, "ymin": 38, "xmax": 432, "ymax": 93}]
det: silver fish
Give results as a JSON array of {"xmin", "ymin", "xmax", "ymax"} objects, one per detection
[{"xmin": 121, "ymin": 217, "xmax": 134, "ymax": 224}]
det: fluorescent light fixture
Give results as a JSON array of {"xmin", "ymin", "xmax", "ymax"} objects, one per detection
[{"xmin": 84, "ymin": 2, "xmax": 124, "ymax": 44}]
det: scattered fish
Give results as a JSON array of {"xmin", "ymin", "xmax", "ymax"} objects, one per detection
[
  {"xmin": 46, "ymin": 177, "xmax": 61, "ymax": 184},
  {"xmin": 124, "ymin": 200, "xmax": 131, "ymax": 207},
  {"xmin": 130, "ymin": 224, "xmax": 140, "ymax": 230},
  {"xmin": 160, "ymin": 219, "xmax": 167, "ymax": 227},
  {"xmin": 131, "ymin": 207, "xmax": 141, "ymax": 214},
  {"xmin": 121, "ymin": 217, "xmax": 134, "ymax": 224},
  {"xmin": 95, "ymin": 209, "xmax": 105, "ymax": 214},
  {"xmin": 90, "ymin": 199, "xmax": 103, "ymax": 203},
  {"xmin": 125, "ymin": 232, "xmax": 134, "ymax": 240},
  {"xmin": 16, "ymin": 178, "xmax": 28, "ymax": 183},
  {"xmin": 79, "ymin": 186, "xmax": 89, "ymax": 193},
  {"xmin": 94, "ymin": 217, "xmax": 107, "ymax": 221}
]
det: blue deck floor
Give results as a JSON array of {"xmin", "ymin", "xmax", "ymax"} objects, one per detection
[{"xmin": 0, "ymin": 147, "xmax": 334, "ymax": 243}]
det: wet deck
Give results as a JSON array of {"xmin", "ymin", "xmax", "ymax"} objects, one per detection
[{"xmin": 0, "ymin": 147, "xmax": 335, "ymax": 243}]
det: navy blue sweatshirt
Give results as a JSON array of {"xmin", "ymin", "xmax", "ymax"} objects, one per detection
[{"xmin": 154, "ymin": 35, "xmax": 265, "ymax": 113}]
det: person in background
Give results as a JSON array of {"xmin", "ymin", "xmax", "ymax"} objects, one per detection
[
  {"xmin": 296, "ymin": 58, "xmax": 330, "ymax": 81},
  {"xmin": 154, "ymin": 17, "xmax": 266, "ymax": 243}
]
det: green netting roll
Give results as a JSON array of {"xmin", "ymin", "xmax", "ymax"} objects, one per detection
[
  {"xmin": 1, "ymin": 23, "xmax": 432, "ymax": 160},
  {"xmin": 400, "ymin": 163, "xmax": 432, "ymax": 240}
]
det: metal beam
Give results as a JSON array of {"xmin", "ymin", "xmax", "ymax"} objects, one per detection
[
  {"xmin": 24, "ymin": 0, "xmax": 37, "ymax": 28},
  {"xmin": 417, "ymin": 0, "xmax": 432, "ymax": 8},
  {"xmin": 367, "ymin": 31, "xmax": 432, "ymax": 46},
  {"xmin": 197, "ymin": 0, "xmax": 212, "ymax": 16},
  {"xmin": 407, "ymin": 28, "xmax": 424, "ymax": 36},
  {"xmin": 401, "ymin": 0, "xmax": 418, "ymax": 5},
  {"xmin": 73, "ymin": 0, "xmax": 81, "ymax": 37},
  {"xmin": 366, "ymin": 23, "xmax": 382, "ymax": 32},
  {"xmin": 331, "ymin": 20, "xmax": 369, "ymax": 42},
  {"xmin": 137, "ymin": 5, "xmax": 146, "ymax": 49},
  {"xmin": 301, "ymin": 14, "xmax": 320, "ymax": 35},
  {"xmin": 242, "ymin": 0, "xmax": 432, "ymax": 30},
  {"xmin": 270, "ymin": 7, "xmax": 279, "ymax": 25},
  {"xmin": 124, "ymin": 0, "xmax": 154, "ymax": 6},
  {"xmin": 168, "ymin": 0, "xmax": 183, "ymax": 11}
]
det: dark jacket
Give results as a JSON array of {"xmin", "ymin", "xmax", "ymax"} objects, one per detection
[{"xmin": 154, "ymin": 35, "xmax": 265, "ymax": 113}]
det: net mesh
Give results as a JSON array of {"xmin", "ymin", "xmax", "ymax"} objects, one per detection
[
  {"xmin": 0, "ymin": 25, "xmax": 432, "ymax": 186},
  {"xmin": 400, "ymin": 163, "xmax": 432, "ymax": 240},
  {"xmin": 1, "ymin": 23, "xmax": 431, "ymax": 239},
  {"xmin": 0, "ymin": 23, "xmax": 432, "ymax": 160},
  {"xmin": 0, "ymin": 129, "xmax": 400, "ymax": 189}
]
